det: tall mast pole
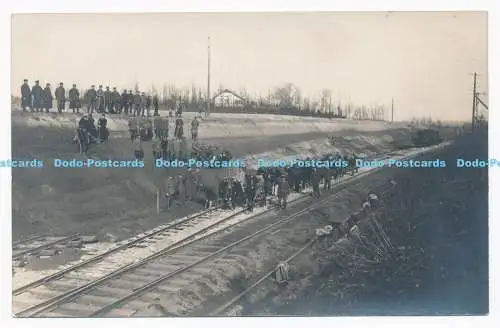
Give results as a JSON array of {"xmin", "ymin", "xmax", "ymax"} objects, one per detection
[
  {"xmin": 391, "ymin": 97, "xmax": 394, "ymax": 122},
  {"xmin": 207, "ymin": 36, "xmax": 211, "ymax": 116},
  {"xmin": 472, "ymin": 72, "xmax": 477, "ymax": 130}
]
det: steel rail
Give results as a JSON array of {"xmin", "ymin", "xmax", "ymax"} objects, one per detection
[
  {"xmin": 16, "ymin": 143, "xmax": 448, "ymax": 317},
  {"xmin": 13, "ymin": 208, "xmax": 219, "ymax": 295},
  {"xmin": 12, "ymin": 234, "xmax": 81, "ymax": 259},
  {"xmin": 12, "ymin": 234, "xmax": 45, "ymax": 248},
  {"xmin": 20, "ymin": 161, "xmax": 374, "ymax": 318},
  {"xmin": 210, "ymin": 183, "xmax": 399, "ymax": 316},
  {"xmin": 88, "ymin": 185, "xmax": 357, "ymax": 317}
]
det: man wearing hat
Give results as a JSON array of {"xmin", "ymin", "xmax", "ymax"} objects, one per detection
[
  {"xmin": 128, "ymin": 90, "xmax": 134, "ymax": 115},
  {"xmin": 104, "ymin": 86, "xmax": 112, "ymax": 113},
  {"xmin": 42, "ymin": 83, "xmax": 53, "ymax": 113},
  {"xmin": 68, "ymin": 84, "xmax": 81, "ymax": 113},
  {"xmin": 311, "ymin": 167, "xmax": 321, "ymax": 199},
  {"xmin": 55, "ymin": 82, "xmax": 66, "ymax": 113},
  {"xmin": 245, "ymin": 173, "xmax": 257, "ymax": 212},
  {"xmin": 133, "ymin": 134, "xmax": 144, "ymax": 160},
  {"xmin": 153, "ymin": 93, "xmax": 159, "ymax": 117},
  {"xmin": 86, "ymin": 85, "xmax": 97, "ymax": 114},
  {"xmin": 21, "ymin": 79, "xmax": 31, "ymax": 111},
  {"xmin": 133, "ymin": 91, "xmax": 141, "ymax": 117},
  {"xmin": 31, "ymin": 80, "xmax": 43, "ymax": 112},
  {"xmin": 277, "ymin": 174, "xmax": 290, "ymax": 209},
  {"xmin": 76, "ymin": 114, "xmax": 90, "ymax": 154},
  {"xmin": 98, "ymin": 113, "xmax": 108, "ymax": 141},
  {"xmin": 160, "ymin": 135, "xmax": 169, "ymax": 160},
  {"xmin": 175, "ymin": 173, "xmax": 186, "ymax": 206},
  {"xmin": 96, "ymin": 85, "xmax": 104, "ymax": 113},
  {"xmin": 140, "ymin": 92, "xmax": 147, "ymax": 117},
  {"xmin": 164, "ymin": 176, "xmax": 176, "ymax": 210},
  {"xmin": 145, "ymin": 93, "xmax": 152, "ymax": 117},
  {"xmin": 111, "ymin": 87, "xmax": 120, "ymax": 114},
  {"xmin": 167, "ymin": 136, "xmax": 176, "ymax": 160},
  {"xmin": 120, "ymin": 89, "xmax": 129, "ymax": 115}
]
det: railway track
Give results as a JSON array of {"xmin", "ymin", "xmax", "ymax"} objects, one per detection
[
  {"xmin": 13, "ymin": 187, "xmax": 322, "ymax": 315},
  {"xmin": 13, "ymin": 148, "xmax": 400, "ymax": 290},
  {"xmin": 12, "ymin": 143, "xmax": 449, "ymax": 317},
  {"xmin": 13, "ymin": 234, "xmax": 44, "ymax": 247},
  {"xmin": 13, "ymin": 151, "xmax": 381, "ymax": 317},
  {"xmin": 20, "ymin": 176, "xmax": 367, "ymax": 318},
  {"xmin": 13, "ymin": 207, "xmax": 230, "ymax": 294},
  {"xmin": 12, "ymin": 234, "xmax": 82, "ymax": 260},
  {"xmin": 210, "ymin": 183, "xmax": 399, "ymax": 316}
]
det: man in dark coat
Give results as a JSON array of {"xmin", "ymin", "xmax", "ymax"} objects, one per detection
[
  {"xmin": 191, "ymin": 116, "xmax": 200, "ymax": 142},
  {"xmin": 87, "ymin": 85, "xmax": 97, "ymax": 114},
  {"xmin": 245, "ymin": 174, "xmax": 257, "ymax": 212},
  {"xmin": 231, "ymin": 178, "xmax": 245, "ymax": 207},
  {"xmin": 68, "ymin": 84, "xmax": 80, "ymax": 113},
  {"xmin": 76, "ymin": 115, "xmax": 90, "ymax": 154},
  {"xmin": 96, "ymin": 85, "xmax": 105, "ymax": 113},
  {"xmin": 121, "ymin": 89, "xmax": 129, "ymax": 115},
  {"xmin": 87, "ymin": 114, "xmax": 99, "ymax": 141},
  {"xmin": 98, "ymin": 113, "xmax": 108, "ymax": 140},
  {"xmin": 111, "ymin": 87, "xmax": 120, "ymax": 114},
  {"xmin": 160, "ymin": 136, "xmax": 169, "ymax": 160},
  {"xmin": 218, "ymin": 178, "xmax": 231, "ymax": 208},
  {"xmin": 55, "ymin": 82, "xmax": 66, "ymax": 113},
  {"xmin": 277, "ymin": 175, "xmax": 290, "ymax": 209},
  {"xmin": 146, "ymin": 94, "xmax": 152, "ymax": 117},
  {"xmin": 153, "ymin": 94, "xmax": 159, "ymax": 116},
  {"xmin": 174, "ymin": 116, "xmax": 184, "ymax": 139},
  {"xmin": 140, "ymin": 92, "xmax": 147, "ymax": 117},
  {"xmin": 104, "ymin": 86, "xmax": 112, "ymax": 113},
  {"xmin": 133, "ymin": 91, "xmax": 142, "ymax": 116},
  {"xmin": 31, "ymin": 80, "xmax": 43, "ymax": 112},
  {"xmin": 175, "ymin": 98, "xmax": 184, "ymax": 117},
  {"xmin": 21, "ymin": 79, "xmax": 31, "ymax": 111},
  {"xmin": 42, "ymin": 83, "xmax": 53, "ymax": 113},
  {"xmin": 153, "ymin": 116, "xmax": 165, "ymax": 139},
  {"xmin": 128, "ymin": 90, "xmax": 134, "ymax": 114}
]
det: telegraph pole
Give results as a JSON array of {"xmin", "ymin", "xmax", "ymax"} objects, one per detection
[
  {"xmin": 207, "ymin": 36, "xmax": 211, "ymax": 117},
  {"xmin": 471, "ymin": 72, "xmax": 477, "ymax": 130},
  {"xmin": 470, "ymin": 72, "xmax": 489, "ymax": 130},
  {"xmin": 391, "ymin": 97, "xmax": 394, "ymax": 122}
]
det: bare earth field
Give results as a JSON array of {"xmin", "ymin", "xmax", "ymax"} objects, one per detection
[{"xmin": 11, "ymin": 111, "xmax": 414, "ymax": 242}]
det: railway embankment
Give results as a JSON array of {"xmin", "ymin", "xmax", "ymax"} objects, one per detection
[
  {"xmin": 11, "ymin": 110, "xmax": 421, "ymax": 241},
  {"xmin": 232, "ymin": 129, "xmax": 488, "ymax": 315}
]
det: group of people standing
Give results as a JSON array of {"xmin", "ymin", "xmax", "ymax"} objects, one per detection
[
  {"xmin": 21, "ymin": 79, "xmax": 81, "ymax": 113},
  {"xmin": 84, "ymin": 85, "xmax": 161, "ymax": 116},
  {"xmin": 75, "ymin": 113, "xmax": 109, "ymax": 154},
  {"xmin": 130, "ymin": 113, "xmax": 201, "ymax": 162},
  {"xmin": 19, "ymin": 79, "xmax": 177, "ymax": 116}
]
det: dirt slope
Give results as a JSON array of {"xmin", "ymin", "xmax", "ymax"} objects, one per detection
[{"xmin": 11, "ymin": 111, "xmax": 415, "ymax": 240}]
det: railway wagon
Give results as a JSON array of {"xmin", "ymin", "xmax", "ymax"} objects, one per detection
[{"xmin": 412, "ymin": 129, "xmax": 442, "ymax": 147}]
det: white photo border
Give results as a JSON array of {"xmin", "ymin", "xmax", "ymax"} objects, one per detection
[{"xmin": 1, "ymin": 1, "xmax": 497, "ymax": 328}]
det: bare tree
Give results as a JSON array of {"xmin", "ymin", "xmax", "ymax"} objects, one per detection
[
  {"xmin": 320, "ymin": 89, "xmax": 332, "ymax": 113},
  {"xmin": 273, "ymin": 83, "xmax": 298, "ymax": 107}
]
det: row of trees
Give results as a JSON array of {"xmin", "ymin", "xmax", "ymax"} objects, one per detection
[{"xmin": 149, "ymin": 82, "xmax": 387, "ymax": 121}]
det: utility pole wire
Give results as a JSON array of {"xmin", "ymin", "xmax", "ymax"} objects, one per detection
[{"xmin": 207, "ymin": 36, "xmax": 211, "ymax": 117}]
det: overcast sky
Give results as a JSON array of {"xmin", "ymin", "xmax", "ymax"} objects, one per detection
[{"xmin": 11, "ymin": 12, "xmax": 487, "ymax": 121}]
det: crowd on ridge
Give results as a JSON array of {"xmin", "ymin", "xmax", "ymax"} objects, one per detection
[{"xmin": 19, "ymin": 79, "xmax": 206, "ymax": 117}]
